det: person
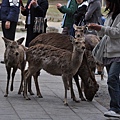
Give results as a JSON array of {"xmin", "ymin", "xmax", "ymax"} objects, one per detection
[
  {"xmin": 88, "ymin": 0, "xmax": 120, "ymax": 118},
  {"xmin": 21, "ymin": 0, "xmax": 48, "ymax": 47},
  {"xmin": 1, "ymin": 0, "xmax": 20, "ymax": 40},
  {"xmin": 56, "ymin": 0, "xmax": 78, "ymax": 36},
  {"xmin": 74, "ymin": 0, "xmax": 88, "ymax": 26},
  {"xmin": 0, "ymin": 0, "xmax": 21, "ymax": 63},
  {"xmin": 85, "ymin": 0, "xmax": 101, "ymax": 35}
]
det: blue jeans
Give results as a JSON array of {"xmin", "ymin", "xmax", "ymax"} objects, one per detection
[{"xmin": 106, "ymin": 62, "xmax": 120, "ymax": 113}]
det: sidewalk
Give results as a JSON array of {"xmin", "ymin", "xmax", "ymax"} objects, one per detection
[{"xmin": 0, "ymin": 31, "xmax": 116, "ymax": 120}]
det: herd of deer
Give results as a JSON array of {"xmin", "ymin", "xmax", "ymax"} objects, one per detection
[{"xmin": 2, "ymin": 25, "xmax": 104, "ymax": 106}]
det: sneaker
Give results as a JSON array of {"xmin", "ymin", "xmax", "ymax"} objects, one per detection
[{"xmin": 104, "ymin": 110, "xmax": 120, "ymax": 118}]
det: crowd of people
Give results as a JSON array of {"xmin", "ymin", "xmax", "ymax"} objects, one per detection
[{"xmin": 0, "ymin": 0, "xmax": 120, "ymax": 118}]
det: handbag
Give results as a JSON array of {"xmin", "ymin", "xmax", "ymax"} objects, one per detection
[
  {"xmin": 92, "ymin": 37, "xmax": 107, "ymax": 64},
  {"xmin": 33, "ymin": 17, "xmax": 44, "ymax": 33}
]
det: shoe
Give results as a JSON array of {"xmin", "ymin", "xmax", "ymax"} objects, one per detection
[
  {"xmin": 0, "ymin": 61, "xmax": 4, "ymax": 64},
  {"xmin": 104, "ymin": 110, "xmax": 120, "ymax": 118}
]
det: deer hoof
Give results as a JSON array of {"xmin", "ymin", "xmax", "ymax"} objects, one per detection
[
  {"xmin": 4, "ymin": 94, "xmax": 8, "ymax": 97},
  {"xmin": 73, "ymin": 98, "xmax": 80, "ymax": 103},
  {"xmin": 63, "ymin": 99, "xmax": 68, "ymax": 106},
  {"xmin": 29, "ymin": 91, "xmax": 34, "ymax": 95},
  {"xmin": 64, "ymin": 102, "xmax": 69, "ymax": 106},
  {"xmin": 18, "ymin": 91, "xmax": 21, "ymax": 94},
  {"xmin": 26, "ymin": 97, "xmax": 31, "ymax": 100},
  {"xmin": 18, "ymin": 88, "xmax": 23, "ymax": 94},
  {"xmin": 81, "ymin": 97, "xmax": 86, "ymax": 101},
  {"xmin": 10, "ymin": 86, "xmax": 13, "ymax": 91},
  {"xmin": 37, "ymin": 95, "xmax": 43, "ymax": 98}
]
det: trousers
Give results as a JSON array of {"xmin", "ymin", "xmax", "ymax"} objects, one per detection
[
  {"xmin": 106, "ymin": 62, "xmax": 120, "ymax": 113},
  {"xmin": 2, "ymin": 21, "xmax": 17, "ymax": 40}
]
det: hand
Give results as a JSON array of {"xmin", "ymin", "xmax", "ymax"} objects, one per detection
[
  {"xmin": 21, "ymin": 6, "xmax": 26, "ymax": 11},
  {"xmin": 5, "ymin": 21, "xmax": 10, "ymax": 29},
  {"xmin": 56, "ymin": 3, "xmax": 62, "ymax": 9},
  {"xmin": 87, "ymin": 23, "xmax": 102, "ymax": 31},
  {"xmin": 28, "ymin": 0, "xmax": 37, "ymax": 9}
]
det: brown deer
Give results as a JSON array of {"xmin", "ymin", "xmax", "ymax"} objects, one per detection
[
  {"xmin": 24, "ymin": 37, "xmax": 85, "ymax": 106},
  {"xmin": 28, "ymin": 26, "xmax": 99, "ymax": 101},
  {"xmin": 2, "ymin": 37, "xmax": 26, "ymax": 97},
  {"xmin": 96, "ymin": 62, "xmax": 104, "ymax": 80}
]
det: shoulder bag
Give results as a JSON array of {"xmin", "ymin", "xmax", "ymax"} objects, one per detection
[{"xmin": 33, "ymin": 17, "xmax": 44, "ymax": 33}]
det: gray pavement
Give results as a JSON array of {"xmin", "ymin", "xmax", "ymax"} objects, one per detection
[{"xmin": 0, "ymin": 28, "xmax": 117, "ymax": 120}]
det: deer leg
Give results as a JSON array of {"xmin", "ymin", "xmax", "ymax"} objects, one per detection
[
  {"xmin": 69, "ymin": 76, "xmax": 79, "ymax": 103},
  {"xmin": 28, "ymin": 77, "xmax": 34, "ymax": 95},
  {"xmin": 10, "ymin": 68, "xmax": 17, "ymax": 91},
  {"xmin": 24, "ymin": 66, "xmax": 39, "ymax": 100},
  {"xmin": 62, "ymin": 75, "xmax": 68, "ymax": 106},
  {"xmin": 4, "ymin": 67, "xmax": 11, "ymax": 97},
  {"xmin": 18, "ymin": 70, "xmax": 24, "ymax": 94},
  {"xmin": 33, "ymin": 71, "xmax": 43, "ymax": 98},
  {"xmin": 73, "ymin": 73, "xmax": 86, "ymax": 101},
  {"xmin": 23, "ymin": 69, "xmax": 31, "ymax": 100}
]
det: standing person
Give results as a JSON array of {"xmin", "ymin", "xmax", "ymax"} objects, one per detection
[
  {"xmin": 88, "ymin": 0, "xmax": 120, "ymax": 118},
  {"xmin": 21, "ymin": 0, "xmax": 48, "ymax": 47},
  {"xmin": 1, "ymin": 0, "xmax": 20, "ymax": 40},
  {"xmin": 56, "ymin": 0, "xmax": 78, "ymax": 36},
  {"xmin": 0, "ymin": 0, "xmax": 21, "ymax": 63},
  {"xmin": 85, "ymin": 0, "xmax": 101, "ymax": 35},
  {"xmin": 74, "ymin": 0, "xmax": 88, "ymax": 26}
]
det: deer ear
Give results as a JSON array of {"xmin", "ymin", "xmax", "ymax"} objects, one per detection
[
  {"xmin": 17, "ymin": 37, "xmax": 25, "ymax": 45},
  {"xmin": 73, "ymin": 24, "xmax": 77, "ymax": 30},
  {"xmin": 2, "ymin": 37, "xmax": 12, "ymax": 47}
]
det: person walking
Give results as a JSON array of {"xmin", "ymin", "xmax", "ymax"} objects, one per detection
[
  {"xmin": 85, "ymin": 0, "xmax": 101, "ymax": 35},
  {"xmin": 56, "ymin": 0, "xmax": 78, "ymax": 36},
  {"xmin": 21, "ymin": 0, "xmax": 48, "ymax": 47},
  {"xmin": 74, "ymin": 0, "xmax": 88, "ymax": 26},
  {"xmin": 88, "ymin": 0, "xmax": 120, "ymax": 118}
]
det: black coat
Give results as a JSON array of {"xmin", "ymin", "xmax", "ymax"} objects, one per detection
[{"xmin": 21, "ymin": 0, "xmax": 48, "ymax": 28}]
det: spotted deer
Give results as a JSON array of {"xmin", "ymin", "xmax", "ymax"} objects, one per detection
[
  {"xmin": 28, "ymin": 26, "xmax": 99, "ymax": 101},
  {"xmin": 24, "ymin": 36, "xmax": 85, "ymax": 105}
]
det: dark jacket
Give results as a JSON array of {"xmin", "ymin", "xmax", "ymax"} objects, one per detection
[
  {"xmin": 74, "ymin": 1, "xmax": 88, "ymax": 26},
  {"xmin": 21, "ymin": 0, "xmax": 48, "ymax": 28},
  {"xmin": 1, "ymin": 0, "xmax": 20, "ymax": 22}
]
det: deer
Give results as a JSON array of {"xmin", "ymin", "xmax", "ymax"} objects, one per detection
[
  {"xmin": 96, "ymin": 62, "xmax": 104, "ymax": 80},
  {"xmin": 27, "ymin": 25, "xmax": 99, "ymax": 101},
  {"xmin": 23, "ymin": 36, "xmax": 86, "ymax": 106},
  {"xmin": 2, "ymin": 37, "xmax": 26, "ymax": 97}
]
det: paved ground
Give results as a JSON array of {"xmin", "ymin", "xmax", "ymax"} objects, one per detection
[{"xmin": 0, "ymin": 26, "xmax": 118, "ymax": 120}]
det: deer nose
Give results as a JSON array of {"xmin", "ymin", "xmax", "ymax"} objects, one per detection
[
  {"xmin": 82, "ymin": 46, "xmax": 85, "ymax": 50},
  {"xmin": 16, "ymin": 52, "xmax": 19, "ymax": 56},
  {"xmin": 98, "ymin": 71, "xmax": 102, "ymax": 75},
  {"xmin": 77, "ymin": 34, "xmax": 80, "ymax": 38}
]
